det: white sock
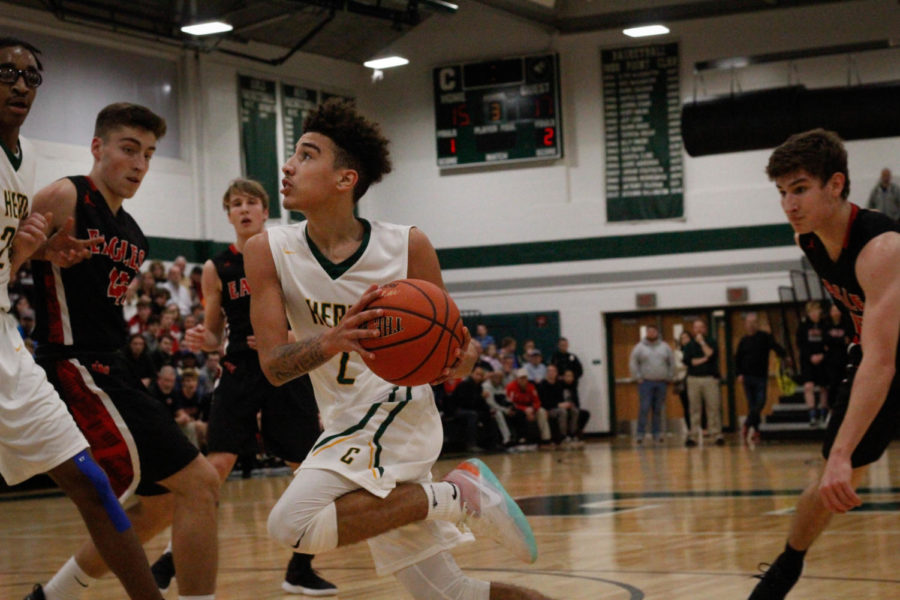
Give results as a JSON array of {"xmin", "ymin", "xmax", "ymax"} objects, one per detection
[
  {"xmin": 178, "ymin": 595, "xmax": 215, "ymax": 600},
  {"xmin": 421, "ymin": 481, "xmax": 463, "ymax": 522},
  {"xmin": 43, "ymin": 557, "xmax": 96, "ymax": 600},
  {"xmin": 164, "ymin": 540, "xmax": 173, "ymax": 554}
]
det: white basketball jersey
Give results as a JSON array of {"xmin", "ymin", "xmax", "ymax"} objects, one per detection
[
  {"xmin": 0, "ymin": 137, "xmax": 35, "ymax": 312},
  {"xmin": 268, "ymin": 219, "xmax": 443, "ymax": 495}
]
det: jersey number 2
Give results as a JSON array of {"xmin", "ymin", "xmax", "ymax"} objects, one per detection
[
  {"xmin": 336, "ymin": 352, "xmax": 355, "ymax": 385},
  {"xmin": 0, "ymin": 226, "xmax": 16, "ymax": 270}
]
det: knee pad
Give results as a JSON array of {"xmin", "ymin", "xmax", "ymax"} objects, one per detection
[
  {"xmin": 395, "ymin": 552, "xmax": 490, "ymax": 600},
  {"xmin": 72, "ymin": 450, "xmax": 131, "ymax": 532},
  {"xmin": 268, "ymin": 500, "xmax": 337, "ymax": 554}
]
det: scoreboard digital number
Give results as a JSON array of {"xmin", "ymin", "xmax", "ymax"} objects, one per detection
[{"xmin": 433, "ymin": 54, "xmax": 562, "ymax": 168}]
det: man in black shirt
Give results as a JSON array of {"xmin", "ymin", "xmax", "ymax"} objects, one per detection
[
  {"xmin": 682, "ymin": 319, "xmax": 723, "ymax": 447},
  {"xmin": 550, "ymin": 337, "xmax": 583, "ymax": 383},
  {"xmin": 748, "ymin": 129, "xmax": 900, "ymax": 599},
  {"xmin": 735, "ymin": 312, "xmax": 786, "ymax": 446}
]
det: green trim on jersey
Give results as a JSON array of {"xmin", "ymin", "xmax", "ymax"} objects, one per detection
[
  {"xmin": 372, "ymin": 387, "xmax": 413, "ymax": 476},
  {"xmin": 312, "ymin": 400, "xmax": 382, "ymax": 452},
  {"xmin": 0, "ymin": 139, "xmax": 22, "ymax": 171},
  {"xmin": 305, "ymin": 218, "xmax": 372, "ymax": 280}
]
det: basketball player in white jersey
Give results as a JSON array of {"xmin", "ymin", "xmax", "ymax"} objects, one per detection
[
  {"xmin": 0, "ymin": 37, "xmax": 163, "ymax": 600},
  {"xmin": 244, "ymin": 99, "xmax": 550, "ymax": 600}
]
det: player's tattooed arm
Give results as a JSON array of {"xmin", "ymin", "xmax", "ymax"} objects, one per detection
[{"xmin": 269, "ymin": 334, "xmax": 329, "ymax": 383}]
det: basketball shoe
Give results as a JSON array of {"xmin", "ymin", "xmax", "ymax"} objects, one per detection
[
  {"xmin": 282, "ymin": 553, "xmax": 337, "ymax": 596},
  {"xmin": 22, "ymin": 584, "xmax": 44, "ymax": 600},
  {"xmin": 150, "ymin": 551, "xmax": 175, "ymax": 593},
  {"xmin": 748, "ymin": 554, "xmax": 802, "ymax": 599},
  {"xmin": 442, "ymin": 458, "xmax": 538, "ymax": 563}
]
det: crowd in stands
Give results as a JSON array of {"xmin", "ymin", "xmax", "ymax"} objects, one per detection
[
  {"xmin": 435, "ymin": 325, "xmax": 591, "ymax": 453},
  {"xmin": 10, "ymin": 263, "xmax": 592, "ymax": 465}
]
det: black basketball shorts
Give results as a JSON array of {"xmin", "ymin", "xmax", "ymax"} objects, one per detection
[
  {"xmin": 822, "ymin": 364, "xmax": 900, "ymax": 468},
  {"xmin": 207, "ymin": 352, "xmax": 321, "ymax": 463},
  {"xmin": 39, "ymin": 353, "xmax": 199, "ymax": 497}
]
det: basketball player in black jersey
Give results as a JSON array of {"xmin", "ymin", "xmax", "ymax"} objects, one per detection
[
  {"xmin": 26, "ymin": 103, "xmax": 220, "ymax": 600},
  {"xmin": 748, "ymin": 129, "xmax": 900, "ymax": 599},
  {"xmin": 149, "ymin": 178, "xmax": 336, "ymax": 596}
]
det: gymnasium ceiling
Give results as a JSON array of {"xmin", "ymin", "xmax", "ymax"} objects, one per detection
[{"xmin": 0, "ymin": 0, "xmax": 865, "ymax": 65}]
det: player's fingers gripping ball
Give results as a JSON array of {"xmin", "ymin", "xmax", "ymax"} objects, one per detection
[{"xmin": 359, "ymin": 279, "xmax": 465, "ymax": 386}]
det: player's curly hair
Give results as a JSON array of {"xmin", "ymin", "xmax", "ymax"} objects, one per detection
[
  {"xmin": 766, "ymin": 128, "xmax": 850, "ymax": 199},
  {"xmin": 302, "ymin": 99, "xmax": 392, "ymax": 202}
]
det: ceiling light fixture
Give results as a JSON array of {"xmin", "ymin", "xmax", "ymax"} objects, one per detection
[
  {"xmin": 363, "ymin": 56, "xmax": 409, "ymax": 69},
  {"xmin": 181, "ymin": 21, "xmax": 233, "ymax": 36},
  {"xmin": 623, "ymin": 24, "xmax": 670, "ymax": 38}
]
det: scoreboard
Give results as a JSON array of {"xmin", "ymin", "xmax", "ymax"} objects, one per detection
[{"xmin": 433, "ymin": 54, "xmax": 562, "ymax": 168}]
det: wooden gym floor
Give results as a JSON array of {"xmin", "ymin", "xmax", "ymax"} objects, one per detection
[{"xmin": 2, "ymin": 437, "xmax": 900, "ymax": 599}]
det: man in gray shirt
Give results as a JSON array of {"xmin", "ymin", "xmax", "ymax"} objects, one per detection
[
  {"xmin": 629, "ymin": 324, "xmax": 675, "ymax": 444},
  {"xmin": 867, "ymin": 168, "xmax": 900, "ymax": 221}
]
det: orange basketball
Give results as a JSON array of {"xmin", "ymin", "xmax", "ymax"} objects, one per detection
[{"xmin": 359, "ymin": 279, "xmax": 465, "ymax": 386}]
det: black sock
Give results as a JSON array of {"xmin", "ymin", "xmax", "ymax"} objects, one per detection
[
  {"xmin": 780, "ymin": 542, "xmax": 806, "ymax": 570},
  {"xmin": 291, "ymin": 552, "xmax": 314, "ymax": 569}
]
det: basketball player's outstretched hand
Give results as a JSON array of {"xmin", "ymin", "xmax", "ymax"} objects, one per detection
[
  {"xmin": 819, "ymin": 454, "xmax": 861, "ymax": 513},
  {"xmin": 45, "ymin": 216, "xmax": 105, "ymax": 267},
  {"xmin": 323, "ymin": 284, "xmax": 384, "ymax": 360}
]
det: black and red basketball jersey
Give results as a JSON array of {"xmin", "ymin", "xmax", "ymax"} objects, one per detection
[
  {"xmin": 33, "ymin": 175, "xmax": 148, "ymax": 354},
  {"xmin": 212, "ymin": 244, "xmax": 252, "ymax": 355},
  {"xmin": 799, "ymin": 204, "xmax": 900, "ymax": 367}
]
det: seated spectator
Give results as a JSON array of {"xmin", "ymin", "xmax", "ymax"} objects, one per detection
[
  {"xmin": 163, "ymin": 263, "xmax": 193, "ymax": 317},
  {"xmin": 500, "ymin": 354, "xmax": 517, "ymax": 386},
  {"xmin": 123, "ymin": 333, "xmax": 156, "ymax": 388},
  {"xmin": 481, "ymin": 368, "xmax": 517, "ymax": 448},
  {"xmin": 524, "ymin": 348, "xmax": 547, "ymax": 383},
  {"xmin": 562, "ymin": 368, "xmax": 590, "ymax": 444},
  {"xmin": 149, "ymin": 365, "xmax": 179, "ymax": 416},
  {"xmin": 189, "ymin": 265, "xmax": 204, "ymax": 305},
  {"xmin": 137, "ymin": 269, "xmax": 157, "ymax": 299},
  {"xmin": 434, "ymin": 379, "xmax": 480, "ymax": 454},
  {"xmin": 519, "ymin": 339, "xmax": 536, "ymax": 367},
  {"xmin": 505, "ymin": 368, "xmax": 551, "ymax": 447},
  {"xmin": 551, "ymin": 337, "xmax": 584, "ymax": 384},
  {"xmin": 200, "ymin": 349, "xmax": 222, "ymax": 397},
  {"xmin": 449, "ymin": 365, "xmax": 497, "ymax": 450},
  {"xmin": 151, "ymin": 286, "xmax": 171, "ymax": 316},
  {"xmin": 151, "ymin": 333, "xmax": 177, "ymax": 372},
  {"xmin": 142, "ymin": 313, "xmax": 162, "ymax": 353},
  {"xmin": 16, "ymin": 307, "xmax": 37, "ymax": 345},
  {"xmin": 148, "ymin": 258, "xmax": 167, "ymax": 285},
  {"xmin": 127, "ymin": 296, "xmax": 153, "ymax": 335},
  {"xmin": 473, "ymin": 323, "xmax": 495, "ymax": 350},
  {"xmin": 175, "ymin": 368, "xmax": 209, "ymax": 449},
  {"xmin": 539, "ymin": 365, "xmax": 580, "ymax": 446},
  {"xmin": 498, "ymin": 336, "xmax": 519, "ymax": 368},
  {"xmin": 479, "ymin": 342, "xmax": 502, "ymax": 372}
]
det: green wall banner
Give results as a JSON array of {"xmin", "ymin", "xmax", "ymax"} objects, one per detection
[
  {"xmin": 238, "ymin": 75, "xmax": 280, "ymax": 218},
  {"xmin": 601, "ymin": 42, "xmax": 684, "ymax": 222}
]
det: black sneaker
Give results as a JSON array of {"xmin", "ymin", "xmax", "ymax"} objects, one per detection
[
  {"xmin": 282, "ymin": 554, "xmax": 337, "ymax": 596},
  {"xmin": 685, "ymin": 438, "xmax": 698, "ymax": 447},
  {"xmin": 151, "ymin": 551, "xmax": 175, "ymax": 593},
  {"xmin": 748, "ymin": 557, "xmax": 802, "ymax": 599},
  {"xmin": 23, "ymin": 584, "xmax": 45, "ymax": 600}
]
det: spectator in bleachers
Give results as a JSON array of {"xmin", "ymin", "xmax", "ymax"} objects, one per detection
[
  {"xmin": 200, "ymin": 349, "xmax": 222, "ymax": 394},
  {"xmin": 551, "ymin": 337, "xmax": 584, "ymax": 384},
  {"xmin": 127, "ymin": 296, "xmax": 153, "ymax": 335},
  {"xmin": 481, "ymin": 368, "xmax": 516, "ymax": 448},
  {"xmin": 148, "ymin": 259, "xmax": 167, "ymax": 285},
  {"xmin": 149, "ymin": 365, "xmax": 179, "ymax": 416},
  {"xmin": 479, "ymin": 342, "xmax": 502, "ymax": 372},
  {"xmin": 498, "ymin": 336, "xmax": 519, "ymax": 368},
  {"xmin": 150, "ymin": 332, "xmax": 177, "ymax": 372},
  {"xmin": 150, "ymin": 286, "xmax": 170, "ymax": 316},
  {"xmin": 189, "ymin": 265, "xmax": 204, "ymax": 305},
  {"xmin": 474, "ymin": 323, "xmax": 495, "ymax": 350},
  {"xmin": 500, "ymin": 354, "xmax": 517, "ymax": 386},
  {"xmin": 174, "ymin": 368, "xmax": 208, "ymax": 449},
  {"xmin": 539, "ymin": 364, "xmax": 581, "ymax": 446},
  {"xmin": 16, "ymin": 307, "xmax": 36, "ymax": 343},
  {"xmin": 524, "ymin": 347, "xmax": 547, "ymax": 383},
  {"xmin": 123, "ymin": 333, "xmax": 156, "ymax": 388},
  {"xmin": 506, "ymin": 368, "xmax": 551, "ymax": 447},
  {"xmin": 519, "ymin": 339, "xmax": 536, "ymax": 367},
  {"xmin": 159, "ymin": 303, "xmax": 183, "ymax": 349},
  {"xmin": 449, "ymin": 365, "xmax": 497, "ymax": 450},
  {"xmin": 162, "ymin": 264, "xmax": 192, "ymax": 318},
  {"xmin": 141, "ymin": 314, "xmax": 161, "ymax": 353},
  {"xmin": 824, "ymin": 303, "xmax": 852, "ymax": 417}
]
